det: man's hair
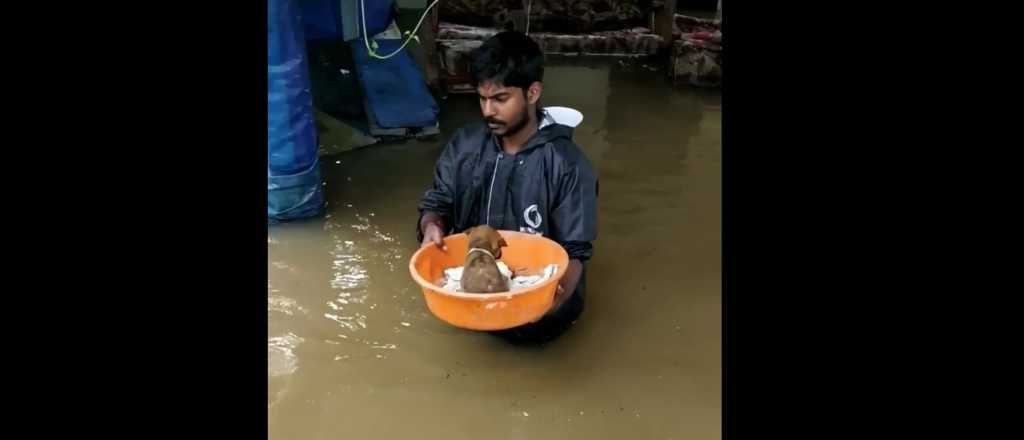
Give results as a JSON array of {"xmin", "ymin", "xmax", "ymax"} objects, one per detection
[{"xmin": 469, "ymin": 31, "xmax": 544, "ymax": 91}]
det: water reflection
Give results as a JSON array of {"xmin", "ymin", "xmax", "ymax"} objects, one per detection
[{"xmin": 317, "ymin": 204, "xmax": 414, "ymax": 362}]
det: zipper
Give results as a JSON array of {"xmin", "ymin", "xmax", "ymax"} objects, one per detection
[{"xmin": 485, "ymin": 152, "xmax": 502, "ymax": 225}]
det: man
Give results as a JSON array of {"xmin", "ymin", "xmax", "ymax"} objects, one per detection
[{"xmin": 416, "ymin": 31, "xmax": 598, "ymax": 344}]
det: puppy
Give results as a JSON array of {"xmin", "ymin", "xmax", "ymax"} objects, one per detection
[{"xmin": 460, "ymin": 225, "xmax": 509, "ymax": 293}]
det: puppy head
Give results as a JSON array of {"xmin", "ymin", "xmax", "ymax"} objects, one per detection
[{"xmin": 466, "ymin": 225, "xmax": 508, "ymax": 259}]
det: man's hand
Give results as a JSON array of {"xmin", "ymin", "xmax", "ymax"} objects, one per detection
[
  {"xmin": 546, "ymin": 259, "xmax": 582, "ymax": 316},
  {"xmin": 554, "ymin": 284, "xmax": 566, "ymax": 302},
  {"xmin": 419, "ymin": 211, "xmax": 447, "ymax": 250},
  {"xmin": 525, "ymin": 285, "xmax": 566, "ymax": 324},
  {"xmin": 421, "ymin": 222, "xmax": 447, "ymax": 250}
]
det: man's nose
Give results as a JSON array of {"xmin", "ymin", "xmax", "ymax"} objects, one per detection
[{"xmin": 482, "ymin": 100, "xmax": 497, "ymax": 118}]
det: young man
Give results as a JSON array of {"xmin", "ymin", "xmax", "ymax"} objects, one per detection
[{"xmin": 417, "ymin": 31, "xmax": 598, "ymax": 343}]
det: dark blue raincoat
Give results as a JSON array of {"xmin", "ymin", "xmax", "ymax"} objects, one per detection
[{"xmin": 417, "ymin": 117, "xmax": 598, "ymax": 261}]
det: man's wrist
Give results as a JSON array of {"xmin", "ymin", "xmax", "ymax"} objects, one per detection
[
  {"xmin": 423, "ymin": 221, "xmax": 442, "ymax": 233},
  {"xmin": 420, "ymin": 212, "xmax": 444, "ymax": 233}
]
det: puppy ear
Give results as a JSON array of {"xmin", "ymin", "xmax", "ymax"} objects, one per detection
[{"xmin": 498, "ymin": 237, "xmax": 508, "ymax": 248}]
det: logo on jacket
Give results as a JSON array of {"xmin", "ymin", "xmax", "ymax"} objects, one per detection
[
  {"xmin": 524, "ymin": 204, "xmax": 542, "ymax": 228},
  {"xmin": 520, "ymin": 204, "xmax": 543, "ymax": 235}
]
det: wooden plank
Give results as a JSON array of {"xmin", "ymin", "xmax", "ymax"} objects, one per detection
[
  {"xmin": 420, "ymin": 0, "xmax": 441, "ymax": 91},
  {"xmin": 653, "ymin": 0, "xmax": 676, "ymax": 51}
]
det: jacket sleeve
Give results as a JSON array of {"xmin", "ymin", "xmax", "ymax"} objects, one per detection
[
  {"xmin": 416, "ymin": 136, "xmax": 459, "ymax": 243},
  {"xmin": 548, "ymin": 156, "xmax": 598, "ymax": 261}
]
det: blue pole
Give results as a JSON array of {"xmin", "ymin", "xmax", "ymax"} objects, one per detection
[{"xmin": 268, "ymin": 0, "xmax": 324, "ymax": 222}]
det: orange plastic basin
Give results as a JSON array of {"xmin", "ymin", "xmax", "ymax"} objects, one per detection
[{"xmin": 408, "ymin": 230, "xmax": 569, "ymax": 331}]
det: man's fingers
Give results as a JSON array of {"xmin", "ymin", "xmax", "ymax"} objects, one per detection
[{"xmin": 431, "ymin": 234, "xmax": 447, "ymax": 251}]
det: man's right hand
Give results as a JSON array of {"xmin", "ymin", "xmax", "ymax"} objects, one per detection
[
  {"xmin": 421, "ymin": 222, "xmax": 446, "ymax": 250},
  {"xmin": 419, "ymin": 211, "xmax": 447, "ymax": 250}
]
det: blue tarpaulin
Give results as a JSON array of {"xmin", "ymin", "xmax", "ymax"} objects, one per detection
[
  {"xmin": 297, "ymin": 0, "xmax": 342, "ymax": 40},
  {"xmin": 268, "ymin": 0, "xmax": 324, "ymax": 222},
  {"xmin": 350, "ymin": 38, "xmax": 439, "ymax": 129},
  {"xmin": 298, "ymin": 0, "xmax": 395, "ymax": 42}
]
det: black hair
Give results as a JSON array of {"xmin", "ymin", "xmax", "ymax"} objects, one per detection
[{"xmin": 469, "ymin": 31, "xmax": 544, "ymax": 91}]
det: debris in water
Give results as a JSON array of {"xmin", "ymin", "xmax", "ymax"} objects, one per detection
[
  {"xmin": 401, "ymin": 322, "xmax": 411, "ymax": 327},
  {"xmin": 522, "ymin": 411, "xmax": 529, "ymax": 417},
  {"xmin": 335, "ymin": 160, "xmax": 341, "ymax": 164}
]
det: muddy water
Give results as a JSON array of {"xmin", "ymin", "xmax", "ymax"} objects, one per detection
[{"xmin": 269, "ymin": 57, "xmax": 721, "ymax": 439}]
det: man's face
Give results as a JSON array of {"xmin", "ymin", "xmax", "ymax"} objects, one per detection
[{"xmin": 477, "ymin": 81, "xmax": 536, "ymax": 138}]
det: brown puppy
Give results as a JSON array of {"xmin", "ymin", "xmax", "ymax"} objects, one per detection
[{"xmin": 460, "ymin": 225, "xmax": 509, "ymax": 293}]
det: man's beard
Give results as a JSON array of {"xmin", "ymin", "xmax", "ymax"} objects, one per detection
[{"xmin": 486, "ymin": 107, "xmax": 530, "ymax": 138}]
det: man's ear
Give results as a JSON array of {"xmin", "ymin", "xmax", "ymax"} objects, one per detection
[{"xmin": 527, "ymin": 81, "xmax": 542, "ymax": 105}]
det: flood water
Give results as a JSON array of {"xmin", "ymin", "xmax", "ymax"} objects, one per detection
[{"xmin": 269, "ymin": 57, "xmax": 721, "ymax": 439}]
